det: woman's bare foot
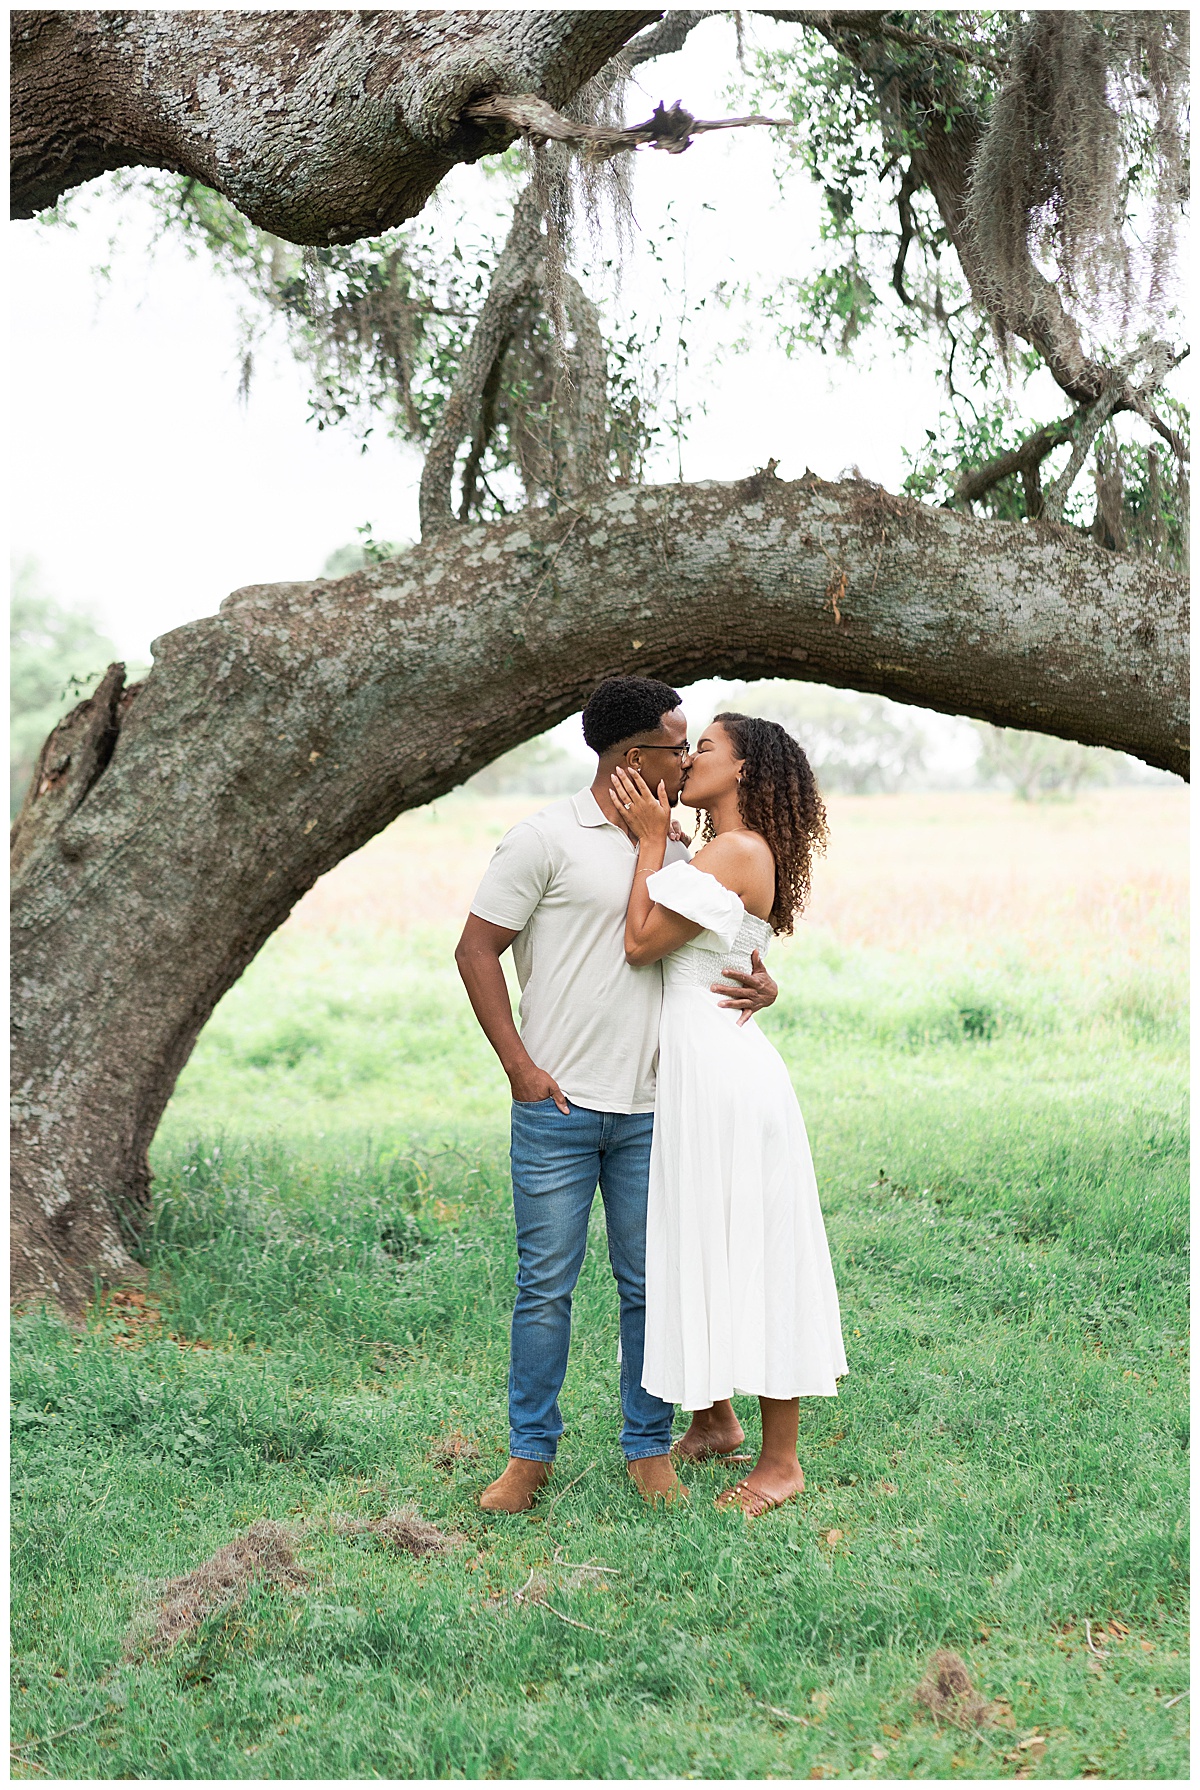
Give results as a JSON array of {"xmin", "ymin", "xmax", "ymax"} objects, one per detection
[
  {"xmin": 716, "ymin": 1459, "xmax": 805, "ymax": 1517},
  {"xmin": 717, "ymin": 1395, "xmax": 805, "ymax": 1514},
  {"xmin": 671, "ymin": 1401, "xmax": 748, "ymax": 1462}
]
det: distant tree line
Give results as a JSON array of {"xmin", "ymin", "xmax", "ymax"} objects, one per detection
[{"xmin": 462, "ymin": 679, "xmax": 1178, "ymax": 804}]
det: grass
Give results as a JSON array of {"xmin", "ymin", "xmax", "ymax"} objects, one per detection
[{"xmin": 11, "ymin": 790, "xmax": 1188, "ymax": 1779}]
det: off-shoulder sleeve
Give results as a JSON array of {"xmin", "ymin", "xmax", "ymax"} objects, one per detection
[{"xmin": 646, "ymin": 859, "xmax": 745, "ymax": 949}]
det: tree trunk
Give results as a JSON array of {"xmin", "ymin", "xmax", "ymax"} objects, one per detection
[
  {"xmin": 10, "ymin": 9, "xmax": 655, "ymax": 240},
  {"xmin": 11, "ymin": 471, "xmax": 1187, "ymax": 1311}
]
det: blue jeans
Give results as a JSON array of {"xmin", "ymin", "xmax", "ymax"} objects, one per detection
[{"xmin": 507, "ymin": 1098, "xmax": 674, "ymax": 1463}]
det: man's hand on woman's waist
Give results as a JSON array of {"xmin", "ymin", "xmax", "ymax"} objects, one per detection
[{"xmin": 711, "ymin": 949, "xmax": 778, "ymax": 1028}]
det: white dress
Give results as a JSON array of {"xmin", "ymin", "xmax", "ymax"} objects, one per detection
[{"xmin": 641, "ymin": 859, "xmax": 848, "ymax": 1410}]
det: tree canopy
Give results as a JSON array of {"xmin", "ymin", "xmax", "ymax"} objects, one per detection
[{"xmin": 51, "ymin": 10, "xmax": 1187, "ymax": 564}]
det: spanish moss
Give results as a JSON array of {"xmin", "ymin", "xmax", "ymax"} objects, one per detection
[{"xmin": 967, "ymin": 12, "xmax": 1189, "ymax": 345}]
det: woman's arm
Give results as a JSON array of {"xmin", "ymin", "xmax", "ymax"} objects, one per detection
[{"xmin": 610, "ymin": 765, "xmax": 702, "ymax": 967}]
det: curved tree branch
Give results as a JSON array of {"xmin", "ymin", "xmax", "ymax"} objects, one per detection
[
  {"xmin": 1041, "ymin": 386, "xmax": 1126, "ymax": 523},
  {"xmin": 1145, "ymin": 407, "xmax": 1190, "ymax": 462},
  {"xmin": 11, "ymin": 9, "xmax": 656, "ymax": 238},
  {"xmin": 1041, "ymin": 341, "xmax": 1183, "ymax": 522},
  {"xmin": 954, "ymin": 416, "xmax": 1078, "ymax": 512},
  {"xmin": 957, "ymin": 342, "xmax": 1187, "ymax": 525},
  {"xmin": 957, "ymin": 386, "xmax": 1188, "ymax": 527},
  {"xmin": 619, "ymin": 11, "xmax": 713, "ymax": 70},
  {"xmin": 419, "ymin": 186, "xmax": 545, "ymax": 538},
  {"xmin": 759, "ymin": 11, "xmax": 1006, "ymax": 77},
  {"xmin": 1124, "ymin": 346, "xmax": 1190, "ymax": 461},
  {"xmin": 11, "ymin": 473, "xmax": 1188, "ymax": 1309},
  {"xmin": 891, "ymin": 164, "xmax": 919, "ymax": 306}
]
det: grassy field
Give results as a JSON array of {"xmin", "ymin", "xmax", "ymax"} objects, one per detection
[{"xmin": 11, "ymin": 788, "xmax": 1189, "ymax": 1779}]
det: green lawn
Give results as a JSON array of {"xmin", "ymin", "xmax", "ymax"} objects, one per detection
[{"xmin": 11, "ymin": 886, "xmax": 1189, "ymax": 1777}]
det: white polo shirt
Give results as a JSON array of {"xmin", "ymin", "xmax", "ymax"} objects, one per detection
[{"xmin": 469, "ymin": 788, "xmax": 689, "ymax": 1113}]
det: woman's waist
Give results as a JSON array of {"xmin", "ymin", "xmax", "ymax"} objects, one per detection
[
  {"xmin": 659, "ymin": 980, "xmax": 763, "ymax": 1032},
  {"xmin": 662, "ymin": 948, "xmax": 755, "ymax": 989}
]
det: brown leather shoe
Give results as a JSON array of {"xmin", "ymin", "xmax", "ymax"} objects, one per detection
[
  {"xmin": 479, "ymin": 1457, "xmax": 552, "ymax": 1513},
  {"xmin": 627, "ymin": 1454, "xmax": 689, "ymax": 1505}
]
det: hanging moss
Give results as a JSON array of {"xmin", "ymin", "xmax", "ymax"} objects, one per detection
[{"xmin": 967, "ymin": 13, "xmax": 1188, "ymax": 339}]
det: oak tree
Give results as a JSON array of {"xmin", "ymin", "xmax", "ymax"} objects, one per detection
[{"xmin": 10, "ymin": 9, "xmax": 1189, "ymax": 1309}]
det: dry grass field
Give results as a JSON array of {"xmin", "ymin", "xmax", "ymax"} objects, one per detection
[{"xmin": 288, "ymin": 785, "xmax": 1186, "ymax": 964}]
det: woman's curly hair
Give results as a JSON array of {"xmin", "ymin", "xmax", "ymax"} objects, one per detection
[{"xmin": 700, "ymin": 713, "xmax": 828, "ymax": 934}]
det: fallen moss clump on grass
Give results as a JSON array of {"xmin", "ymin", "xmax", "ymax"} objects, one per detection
[
  {"xmin": 125, "ymin": 1506, "xmax": 465, "ymax": 1658},
  {"xmin": 913, "ymin": 1649, "xmax": 993, "ymax": 1729},
  {"xmin": 328, "ymin": 1505, "xmax": 467, "ymax": 1556},
  {"xmin": 127, "ymin": 1520, "xmax": 309, "ymax": 1657}
]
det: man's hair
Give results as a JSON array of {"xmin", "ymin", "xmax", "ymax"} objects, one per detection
[{"xmin": 581, "ymin": 676, "xmax": 683, "ymax": 757}]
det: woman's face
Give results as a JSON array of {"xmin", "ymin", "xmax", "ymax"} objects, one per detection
[{"xmin": 679, "ymin": 721, "xmax": 744, "ymax": 810}]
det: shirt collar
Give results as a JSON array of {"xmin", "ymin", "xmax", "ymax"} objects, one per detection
[{"xmin": 571, "ymin": 787, "xmax": 614, "ymax": 828}]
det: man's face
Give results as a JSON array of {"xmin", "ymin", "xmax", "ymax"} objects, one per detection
[{"xmin": 624, "ymin": 706, "xmax": 689, "ymax": 807}]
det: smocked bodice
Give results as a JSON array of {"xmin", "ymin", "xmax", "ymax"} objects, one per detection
[
  {"xmin": 645, "ymin": 858, "xmax": 773, "ymax": 996},
  {"xmin": 661, "ymin": 909, "xmax": 773, "ymax": 990}
]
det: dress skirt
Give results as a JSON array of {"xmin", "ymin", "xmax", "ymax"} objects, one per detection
[{"xmin": 641, "ymin": 980, "xmax": 848, "ymax": 1410}]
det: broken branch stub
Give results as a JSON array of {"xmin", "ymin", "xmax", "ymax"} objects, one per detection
[{"xmin": 465, "ymin": 93, "xmax": 794, "ymax": 158}]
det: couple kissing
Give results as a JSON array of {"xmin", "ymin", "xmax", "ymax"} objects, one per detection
[{"xmin": 455, "ymin": 676, "xmax": 846, "ymax": 1518}]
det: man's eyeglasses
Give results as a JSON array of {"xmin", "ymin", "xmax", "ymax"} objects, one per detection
[{"xmin": 628, "ymin": 743, "xmax": 691, "ymax": 757}]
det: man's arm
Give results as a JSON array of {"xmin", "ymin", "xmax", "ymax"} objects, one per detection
[
  {"xmin": 711, "ymin": 951, "xmax": 779, "ymax": 1027},
  {"xmin": 454, "ymin": 914, "xmax": 570, "ymax": 1113}
]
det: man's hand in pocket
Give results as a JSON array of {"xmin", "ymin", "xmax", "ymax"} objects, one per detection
[{"xmin": 509, "ymin": 1065, "xmax": 570, "ymax": 1114}]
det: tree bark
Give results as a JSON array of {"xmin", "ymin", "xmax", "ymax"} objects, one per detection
[
  {"xmin": 419, "ymin": 184, "xmax": 546, "ymax": 536},
  {"xmin": 10, "ymin": 9, "xmax": 655, "ymax": 240},
  {"xmin": 11, "ymin": 471, "xmax": 1187, "ymax": 1312}
]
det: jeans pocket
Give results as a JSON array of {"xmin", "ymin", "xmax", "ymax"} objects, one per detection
[{"xmin": 512, "ymin": 1095, "xmax": 558, "ymax": 1109}]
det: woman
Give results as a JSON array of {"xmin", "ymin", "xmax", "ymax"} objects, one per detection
[{"xmin": 611, "ymin": 712, "xmax": 847, "ymax": 1517}]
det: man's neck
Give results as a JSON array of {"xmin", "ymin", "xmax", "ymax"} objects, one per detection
[{"xmin": 591, "ymin": 772, "xmax": 637, "ymax": 841}]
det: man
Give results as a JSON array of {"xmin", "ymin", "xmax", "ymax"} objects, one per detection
[{"xmin": 455, "ymin": 676, "xmax": 778, "ymax": 1512}]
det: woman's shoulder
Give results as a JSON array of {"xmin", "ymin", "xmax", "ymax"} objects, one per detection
[
  {"xmin": 692, "ymin": 830, "xmax": 773, "ymax": 874},
  {"xmin": 691, "ymin": 831, "xmax": 774, "ymax": 919}
]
